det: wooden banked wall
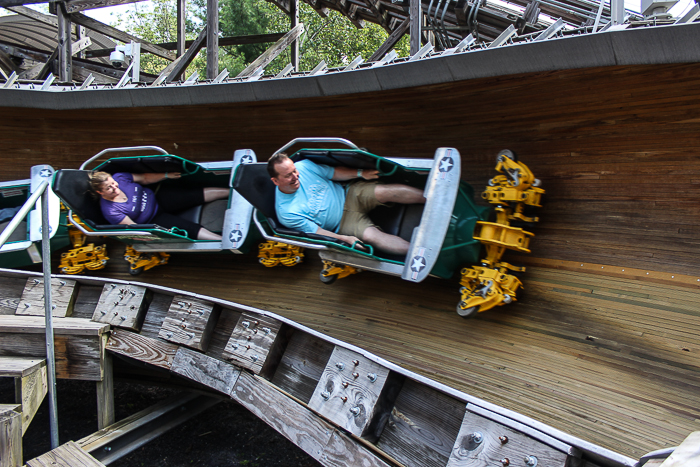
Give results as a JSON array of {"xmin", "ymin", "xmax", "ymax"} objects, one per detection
[{"xmin": 0, "ymin": 60, "xmax": 699, "ymax": 461}]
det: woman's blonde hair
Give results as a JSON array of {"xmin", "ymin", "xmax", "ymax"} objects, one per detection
[{"xmin": 87, "ymin": 171, "xmax": 111, "ymax": 197}]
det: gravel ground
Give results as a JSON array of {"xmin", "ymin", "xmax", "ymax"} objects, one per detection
[{"xmin": 0, "ymin": 377, "xmax": 321, "ymax": 466}]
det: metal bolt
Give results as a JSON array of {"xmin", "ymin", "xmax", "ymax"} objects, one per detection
[
  {"xmin": 100, "ymin": 310, "xmax": 106, "ymax": 315},
  {"xmin": 111, "ymin": 284, "xmax": 116, "ymax": 288},
  {"xmin": 178, "ymin": 301, "xmax": 185, "ymax": 308},
  {"xmin": 524, "ymin": 456, "xmax": 538, "ymax": 467},
  {"xmin": 499, "ymin": 436, "xmax": 509, "ymax": 444},
  {"xmin": 130, "ymin": 290, "xmax": 136, "ymax": 296},
  {"xmin": 231, "ymin": 343, "xmax": 239, "ymax": 350},
  {"xmin": 186, "ymin": 332, "xmax": 195, "ymax": 339},
  {"xmin": 114, "ymin": 302, "xmax": 119, "ymax": 306},
  {"xmin": 59, "ymin": 281, "xmax": 66, "ymax": 286},
  {"xmin": 251, "ymin": 355, "xmax": 259, "ymax": 362},
  {"xmin": 51, "ymin": 304, "xmax": 56, "ymax": 310},
  {"xmin": 341, "ymin": 396, "xmax": 347, "ymax": 403},
  {"xmin": 24, "ymin": 303, "xmax": 30, "ymax": 308},
  {"xmin": 367, "ymin": 373, "xmax": 377, "ymax": 383},
  {"xmin": 350, "ymin": 406, "xmax": 361, "ymax": 417},
  {"xmin": 342, "ymin": 382, "xmax": 349, "ymax": 388},
  {"xmin": 253, "ymin": 320, "xmax": 259, "ymax": 326},
  {"xmin": 120, "ymin": 316, "xmax": 126, "ymax": 321},
  {"xmin": 130, "ymin": 305, "xmax": 136, "ymax": 310},
  {"xmin": 321, "ymin": 391, "xmax": 331, "ymax": 400},
  {"xmin": 472, "ymin": 432, "xmax": 483, "ymax": 444},
  {"xmin": 242, "ymin": 321, "xmax": 250, "ymax": 328},
  {"xmin": 352, "ymin": 372, "xmax": 359, "ymax": 379},
  {"xmin": 104, "ymin": 446, "xmax": 111, "ymax": 452},
  {"xmin": 501, "ymin": 459, "xmax": 510, "ymax": 467},
  {"xmin": 33, "ymin": 279, "xmax": 40, "ymax": 284},
  {"xmin": 336, "ymin": 362, "xmax": 345, "ymax": 371},
  {"xmin": 113, "ymin": 311, "xmax": 118, "ymax": 316},
  {"xmin": 262, "ymin": 327, "xmax": 271, "ymax": 335},
  {"xmin": 246, "ymin": 335, "xmax": 252, "ymax": 340},
  {"xmin": 352, "ymin": 360, "xmax": 360, "ymax": 366},
  {"xmin": 181, "ymin": 324, "xmax": 187, "ymax": 329},
  {"xmin": 166, "ymin": 332, "xmax": 173, "ymax": 338}
]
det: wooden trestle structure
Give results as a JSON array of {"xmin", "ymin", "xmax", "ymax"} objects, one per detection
[{"xmin": 0, "ymin": 20, "xmax": 699, "ymax": 467}]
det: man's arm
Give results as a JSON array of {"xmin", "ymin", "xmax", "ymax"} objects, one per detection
[
  {"xmin": 132, "ymin": 172, "xmax": 182, "ymax": 185},
  {"xmin": 316, "ymin": 227, "xmax": 362, "ymax": 247},
  {"xmin": 331, "ymin": 167, "xmax": 379, "ymax": 181}
]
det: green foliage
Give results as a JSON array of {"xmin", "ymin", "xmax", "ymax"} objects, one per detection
[{"xmin": 113, "ymin": 0, "xmax": 410, "ymax": 78}]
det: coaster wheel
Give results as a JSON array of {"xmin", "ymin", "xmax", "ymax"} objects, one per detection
[
  {"xmin": 320, "ymin": 271, "xmax": 337, "ymax": 285},
  {"xmin": 129, "ymin": 266, "xmax": 144, "ymax": 276},
  {"xmin": 457, "ymin": 303, "xmax": 479, "ymax": 319}
]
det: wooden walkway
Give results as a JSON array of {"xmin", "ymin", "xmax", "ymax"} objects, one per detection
[{"xmin": 77, "ymin": 249, "xmax": 700, "ymax": 461}]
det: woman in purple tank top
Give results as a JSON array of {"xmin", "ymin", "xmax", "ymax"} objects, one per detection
[{"xmin": 89, "ymin": 171, "xmax": 227, "ymax": 240}]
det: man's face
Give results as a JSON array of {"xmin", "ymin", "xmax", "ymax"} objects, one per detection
[{"xmin": 271, "ymin": 158, "xmax": 300, "ymax": 193}]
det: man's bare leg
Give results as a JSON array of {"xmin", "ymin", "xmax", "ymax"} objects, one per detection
[
  {"xmin": 204, "ymin": 187, "xmax": 229, "ymax": 202},
  {"xmin": 362, "ymin": 226, "xmax": 410, "ymax": 255},
  {"xmin": 197, "ymin": 227, "xmax": 222, "ymax": 241},
  {"xmin": 374, "ymin": 184, "xmax": 425, "ymax": 204}
]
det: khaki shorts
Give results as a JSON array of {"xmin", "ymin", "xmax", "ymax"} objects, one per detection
[{"xmin": 337, "ymin": 180, "xmax": 382, "ymax": 237}]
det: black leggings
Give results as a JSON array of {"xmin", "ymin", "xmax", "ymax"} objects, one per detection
[{"xmin": 151, "ymin": 186, "xmax": 206, "ymax": 239}]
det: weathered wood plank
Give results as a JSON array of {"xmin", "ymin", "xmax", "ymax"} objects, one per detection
[
  {"xmin": 26, "ymin": 440, "xmax": 106, "ymax": 467},
  {"xmin": 16, "ymin": 277, "xmax": 78, "ymax": 318},
  {"xmin": 159, "ymin": 295, "xmax": 220, "ymax": 351},
  {"xmin": 236, "ymin": 23, "xmax": 305, "ymax": 78},
  {"xmin": 223, "ymin": 311, "xmax": 285, "ymax": 376},
  {"xmin": 446, "ymin": 410, "xmax": 571, "ymax": 467},
  {"xmin": 0, "ymin": 356, "xmax": 45, "ymax": 377},
  {"xmin": 92, "ymin": 284, "xmax": 150, "ymax": 332},
  {"xmin": 231, "ymin": 371, "xmax": 392, "ymax": 467},
  {"xmin": 96, "ymin": 342, "xmax": 114, "ymax": 430},
  {"xmin": 0, "ymin": 404, "xmax": 21, "ymax": 467},
  {"xmin": 377, "ymin": 378, "xmax": 465, "ymax": 467},
  {"xmin": 170, "ymin": 346, "xmax": 240, "ymax": 395},
  {"xmin": 308, "ymin": 346, "xmax": 401, "ymax": 441},
  {"xmin": 0, "ymin": 315, "xmax": 108, "ymax": 336},
  {"xmin": 271, "ymin": 330, "xmax": 335, "ymax": 404},
  {"xmin": 106, "ymin": 329, "xmax": 178, "ymax": 370},
  {"xmin": 64, "ymin": 0, "xmax": 144, "ymax": 14},
  {"xmin": 0, "ymin": 276, "xmax": 24, "ymax": 316},
  {"xmin": 18, "ymin": 363, "xmax": 48, "ymax": 435},
  {"xmin": 71, "ymin": 285, "xmax": 104, "ymax": 320},
  {"xmin": 138, "ymin": 292, "xmax": 172, "ymax": 339},
  {"xmin": 369, "ymin": 17, "xmax": 408, "ymax": 62}
]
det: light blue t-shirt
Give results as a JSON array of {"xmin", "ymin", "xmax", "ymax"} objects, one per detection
[{"xmin": 275, "ymin": 160, "xmax": 345, "ymax": 233}]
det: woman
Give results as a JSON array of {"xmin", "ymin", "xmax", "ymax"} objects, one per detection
[{"xmin": 88, "ymin": 171, "xmax": 227, "ymax": 240}]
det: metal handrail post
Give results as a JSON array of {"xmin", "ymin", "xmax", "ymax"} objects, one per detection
[
  {"xmin": 0, "ymin": 180, "xmax": 48, "ymax": 248},
  {"xmin": 41, "ymin": 187, "xmax": 59, "ymax": 449}
]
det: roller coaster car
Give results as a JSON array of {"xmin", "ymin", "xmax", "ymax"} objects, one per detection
[
  {"xmin": 52, "ymin": 147, "xmax": 259, "ymax": 270},
  {"xmin": 233, "ymin": 138, "xmax": 490, "ymax": 287},
  {"xmin": 0, "ymin": 165, "xmax": 69, "ymax": 269}
]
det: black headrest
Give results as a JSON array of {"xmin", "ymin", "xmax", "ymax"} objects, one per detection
[
  {"xmin": 232, "ymin": 163, "xmax": 278, "ymax": 221},
  {"xmin": 53, "ymin": 169, "xmax": 108, "ymax": 225}
]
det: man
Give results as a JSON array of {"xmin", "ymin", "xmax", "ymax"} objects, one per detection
[{"xmin": 268, "ymin": 153, "xmax": 425, "ymax": 255}]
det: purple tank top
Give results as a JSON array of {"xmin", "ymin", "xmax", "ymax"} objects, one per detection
[{"xmin": 100, "ymin": 173, "xmax": 158, "ymax": 224}]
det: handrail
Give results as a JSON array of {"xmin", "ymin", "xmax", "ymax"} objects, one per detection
[
  {"xmin": 67, "ymin": 211, "xmax": 155, "ymax": 237},
  {"xmin": 252, "ymin": 209, "xmax": 327, "ymax": 250},
  {"xmin": 273, "ymin": 138, "xmax": 359, "ymax": 157},
  {"xmin": 0, "ymin": 180, "xmax": 48, "ymax": 248},
  {"xmin": 80, "ymin": 145, "xmax": 169, "ymax": 170}
]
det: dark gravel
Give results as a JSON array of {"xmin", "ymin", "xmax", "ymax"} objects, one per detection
[{"xmin": 0, "ymin": 377, "xmax": 321, "ymax": 466}]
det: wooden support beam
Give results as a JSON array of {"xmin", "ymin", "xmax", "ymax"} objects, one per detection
[
  {"xmin": 68, "ymin": 12, "xmax": 176, "ymax": 61},
  {"xmin": 369, "ymin": 16, "xmax": 409, "ymax": 62},
  {"xmin": 26, "ymin": 440, "xmax": 106, "ymax": 467},
  {"xmin": 236, "ymin": 23, "xmax": 304, "ymax": 78},
  {"xmin": 0, "ymin": 405, "xmax": 22, "ymax": 467},
  {"xmin": 266, "ymin": 0, "xmax": 290, "ymax": 15},
  {"xmin": 206, "ymin": 0, "xmax": 218, "ymax": 79},
  {"xmin": 0, "ymin": 49, "xmax": 19, "ymax": 77},
  {"xmin": 410, "ymin": 0, "xmax": 421, "ymax": 55},
  {"xmin": 163, "ymin": 25, "xmax": 206, "ymax": 83},
  {"xmin": 17, "ymin": 278, "xmax": 78, "ymax": 318},
  {"xmin": 64, "ymin": 0, "xmax": 145, "ymax": 14},
  {"xmin": 176, "ymin": 0, "xmax": 185, "ymax": 80},
  {"xmin": 85, "ymin": 33, "xmax": 286, "ymax": 58},
  {"xmin": 0, "ymin": 356, "xmax": 48, "ymax": 436},
  {"xmin": 5, "ymin": 5, "xmax": 58, "ymax": 27},
  {"xmin": 290, "ymin": 0, "xmax": 299, "ymax": 71},
  {"xmin": 96, "ymin": 341, "xmax": 114, "ymax": 430},
  {"xmin": 57, "ymin": 3, "xmax": 72, "ymax": 82},
  {"xmin": 35, "ymin": 46, "xmax": 58, "ymax": 81}
]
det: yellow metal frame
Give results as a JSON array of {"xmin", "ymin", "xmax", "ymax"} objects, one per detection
[
  {"xmin": 124, "ymin": 246, "xmax": 169, "ymax": 274},
  {"xmin": 258, "ymin": 241, "xmax": 305, "ymax": 267},
  {"xmin": 321, "ymin": 260, "xmax": 359, "ymax": 281},
  {"xmin": 58, "ymin": 217, "xmax": 110, "ymax": 275}
]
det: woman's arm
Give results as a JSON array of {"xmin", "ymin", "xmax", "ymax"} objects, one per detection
[
  {"xmin": 132, "ymin": 172, "xmax": 182, "ymax": 185},
  {"xmin": 118, "ymin": 215, "xmax": 135, "ymax": 225}
]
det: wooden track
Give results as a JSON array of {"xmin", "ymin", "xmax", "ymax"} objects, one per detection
[{"xmin": 1, "ymin": 45, "xmax": 700, "ymax": 461}]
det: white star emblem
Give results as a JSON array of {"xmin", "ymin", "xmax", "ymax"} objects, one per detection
[
  {"xmin": 411, "ymin": 256, "xmax": 426, "ymax": 272},
  {"xmin": 229, "ymin": 230, "xmax": 242, "ymax": 242},
  {"xmin": 241, "ymin": 156, "xmax": 253, "ymax": 164},
  {"xmin": 39, "ymin": 169, "xmax": 52, "ymax": 177},
  {"xmin": 439, "ymin": 157, "xmax": 453, "ymax": 172}
]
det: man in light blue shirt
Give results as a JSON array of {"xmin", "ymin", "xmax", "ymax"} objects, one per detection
[{"xmin": 268, "ymin": 153, "xmax": 425, "ymax": 255}]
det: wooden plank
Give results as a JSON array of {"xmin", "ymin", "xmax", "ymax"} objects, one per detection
[
  {"xmin": 96, "ymin": 341, "xmax": 114, "ymax": 430},
  {"xmin": 0, "ymin": 276, "xmax": 26, "ymax": 316},
  {"xmin": 4, "ymin": 5, "xmax": 58, "ymax": 27},
  {"xmin": 223, "ymin": 311, "xmax": 284, "ymax": 375},
  {"xmin": 308, "ymin": 346, "xmax": 400, "ymax": 441},
  {"xmin": 0, "ymin": 333, "xmax": 103, "ymax": 381},
  {"xmin": 206, "ymin": 0, "xmax": 218, "ymax": 80},
  {"xmin": 64, "ymin": 0, "xmax": 145, "ymax": 14},
  {"xmin": 231, "ymin": 371, "xmax": 391, "ymax": 467},
  {"xmin": 106, "ymin": 329, "xmax": 178, "ymax": 370},
  {"xmin": 18, "ymin": 363, "xmax": 48, "ymax": 435},
  {"xmin": 446, "ymin": 410, "xmax": 571, "ymax": 467},
  {"xmin": 170, "ymin": 346, "xmax": 240, "ymax": 395},
  {"xmin": 660, "ymin": 431, "xmax": 700, "ymax": 467},
  {"xmin": 236, "ymin": 23, "xmax": 305, "ymax": 78},
  {"xmin": 377, "ymin": 378, "xmax": 466, "ymax": 467},
  {"xmin": 67, "ymin": 13, "xmax": 176, "ymax": 61},
  {"xmin": 0, "ymin": 356, "xmax": 45, "ymax": 377},
  {"xmin": 271, "ymin": 330, "xmax": 335, "ymax": 404},
  {"xmin": 71, "ymin": 285, "xmax": 104, "ymax": 320},
  {"xmin": 0, "ymin": 405, "xmax": 21, "ymax": 467},
  {"xmin": 26, "ymin": 440, "xmax": 106, "ymax": 467},
  {"xmin": 0, "ymin": 315, "xmax": 108, "ymax": 336},
  {"xmin": 92, "ymin": 284, "xmax": 150, "ymax": 332},
  {"xmin": 158, "ymin": 295, "xmax": 220, "ymax": 351},
  {"xmin": 16, "ymin": 277, "xmax": 78, "ymax": 318},
  {"xmin": 138, "ymin": 292, "xmax": 172, "ymax": 339}
]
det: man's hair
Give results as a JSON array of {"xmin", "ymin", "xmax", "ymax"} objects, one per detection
[{"xmin": 267, "ymin": 152, "xmax": 289, "ymax": 178}]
